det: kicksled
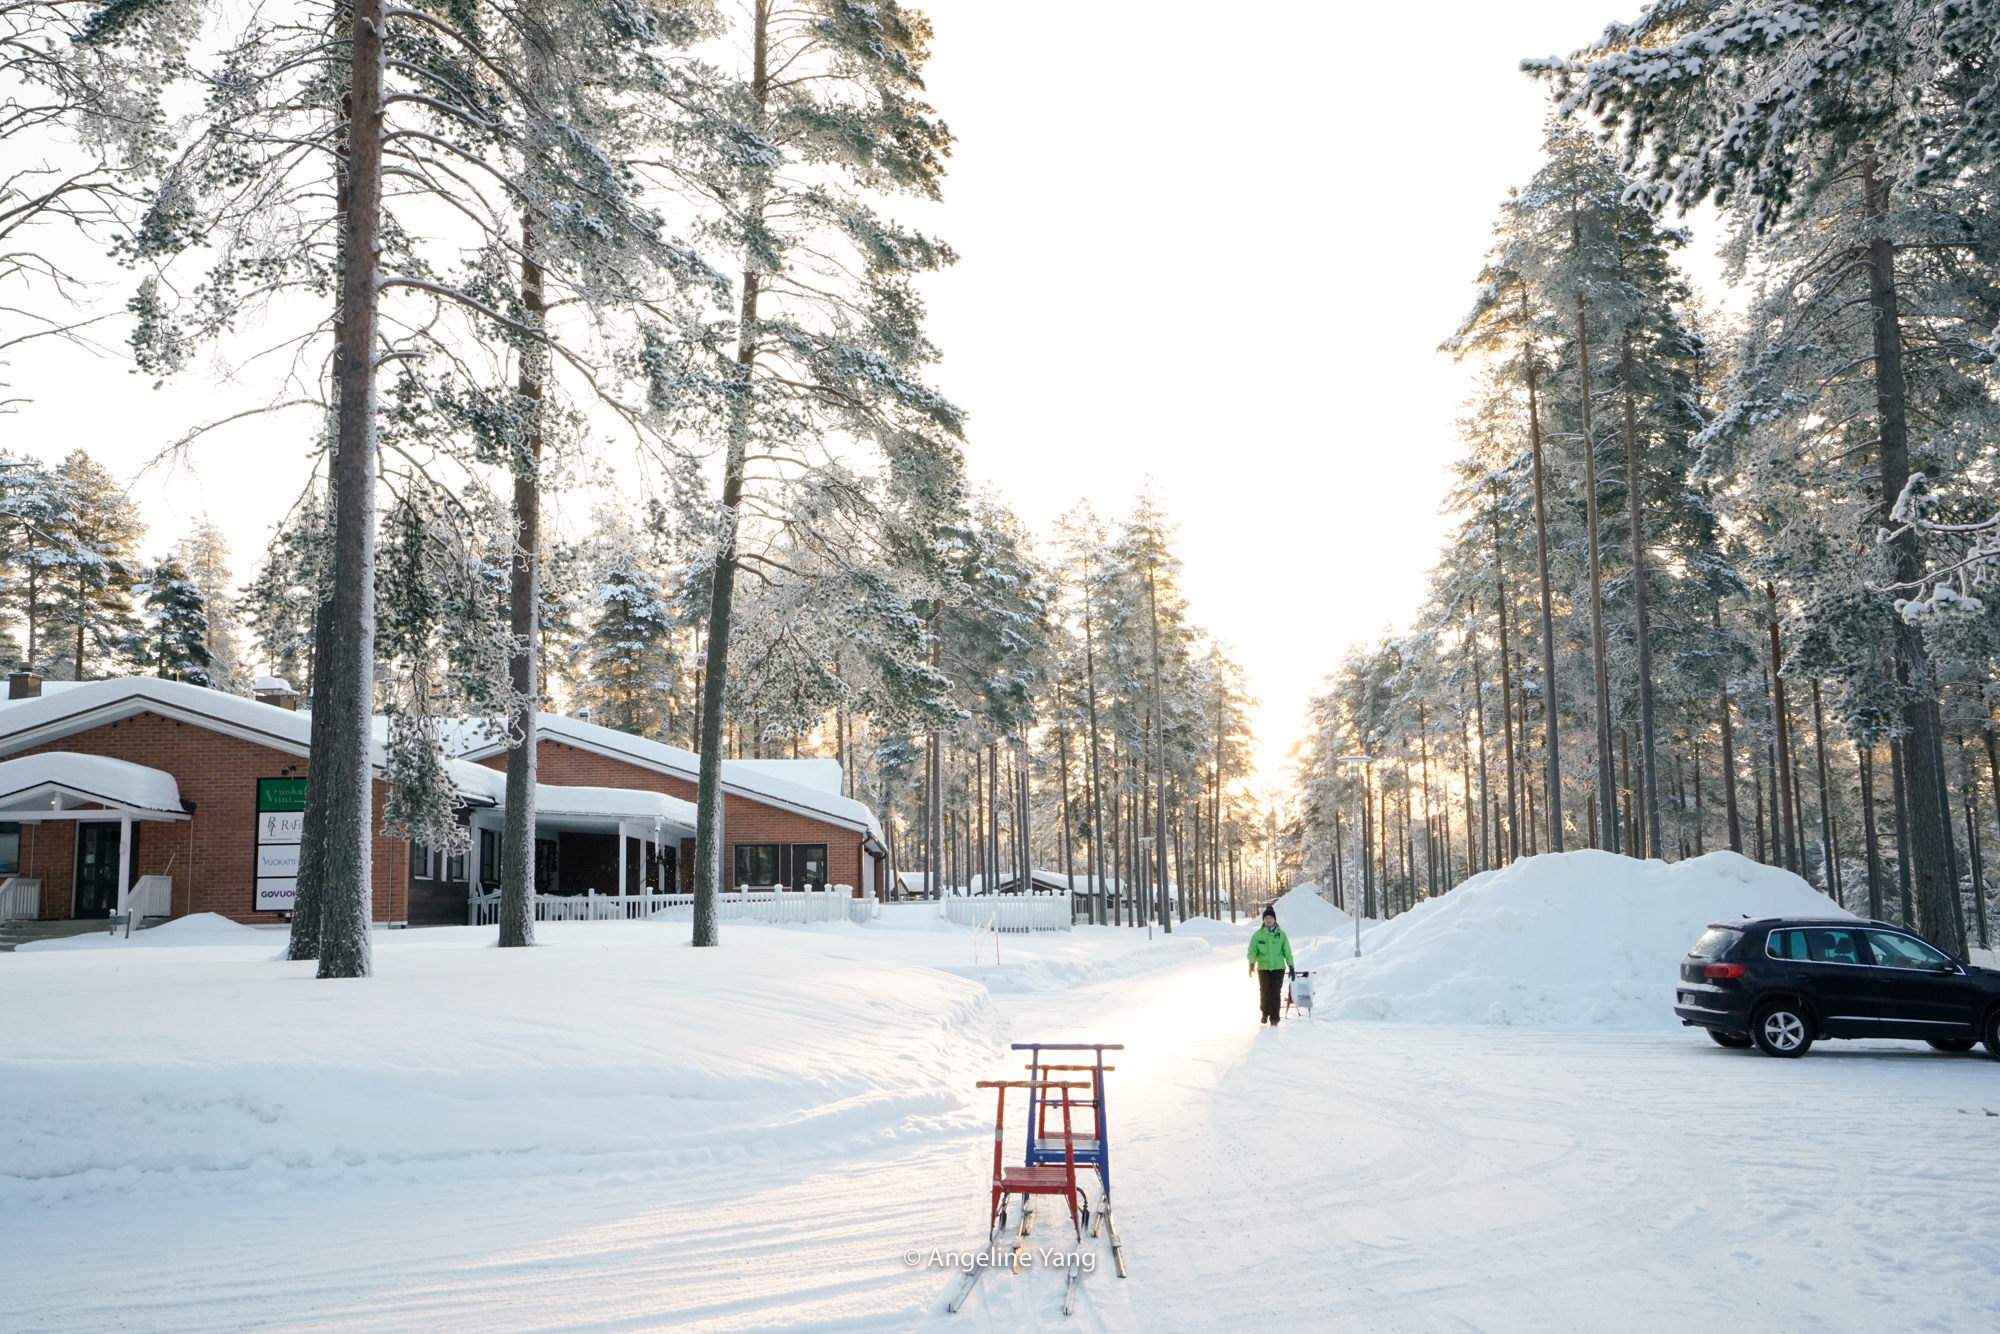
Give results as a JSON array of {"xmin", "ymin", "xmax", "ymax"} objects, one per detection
[
  {"xmin": 947, "ymin": 1042, "xmax": 1126, "ymax": 1317},
  {"xmin": 1286, "ymin": 968, "xmax": 1315, "ymax": 1019}
]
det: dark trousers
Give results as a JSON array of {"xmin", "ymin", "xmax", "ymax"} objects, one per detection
[{"xmin": 1258, "ymin": 968, "xmax": 1285, "ymax": 1023}]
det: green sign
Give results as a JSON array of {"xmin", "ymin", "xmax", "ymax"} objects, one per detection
[{"xmin": 257, "ymin": 777, "xmax": 308, "ymax": 813}]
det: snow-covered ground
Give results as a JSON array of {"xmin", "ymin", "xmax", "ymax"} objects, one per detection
[{"xmin": 4, "ymin": 862, "xmax": 1998, "ymax": 1332}]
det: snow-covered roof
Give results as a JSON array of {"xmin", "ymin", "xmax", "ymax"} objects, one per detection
[
  {"xmin": 532, "ymin": 784, "xmax": 697, "ymax": 828},
  {"xmin": 457, "ymin": 711, "xmax": 883, "ymax": 841},
  {"xmin": 0, "ymin": 751, "xmax": 187, "ymax": 817},
  {"xmin": 728, "ymin": 758, "xmax": 844, "ymax": 796},
  {"xmin": 0, "ymin": 677, "xmax": 323, "ymax": 760}
]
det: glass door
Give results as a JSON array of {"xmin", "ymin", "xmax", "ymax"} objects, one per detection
[{"xmin": 75, "ymin": 822, "xmax": 122, "ymax": 918}]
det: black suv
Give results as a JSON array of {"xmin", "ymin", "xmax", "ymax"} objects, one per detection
[{"xmin": 1675, "ymin": 918, "xmax": 2000, "ymax": 1058}]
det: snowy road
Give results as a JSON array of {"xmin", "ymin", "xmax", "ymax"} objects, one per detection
[{"xmin": 7, "ymin": 942, "xmax": 2000, "ymax": 1332}]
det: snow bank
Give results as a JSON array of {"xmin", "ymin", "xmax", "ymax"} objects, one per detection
[
  {"xmin": 1304, "ymin": 850, "xmax": 1847, "ymax": 1028},
  {"xmin": 0, "ymin": 910, "xmax": 1211, "ymax": 1206},
  {"xmin": 1271, "ymin": 882, "xmax": 1351, "ymax": 937},
  {"xmin": 17, "ymin": 912, "xmax": 274, "ymax": 951},
  {"xmin": 0, "ymin": 921, "xmax": 1000, "ymax": 1205}
]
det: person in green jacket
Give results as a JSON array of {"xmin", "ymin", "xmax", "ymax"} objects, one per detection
[{"xmin": 1247, "ymin": 904, "xmax": 1294, "ymax": 1025}]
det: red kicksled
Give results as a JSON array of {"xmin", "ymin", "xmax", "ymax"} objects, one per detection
[{"xmin": 948, "ymin": 1043, "xmax": 1126, "ymax": 1317}]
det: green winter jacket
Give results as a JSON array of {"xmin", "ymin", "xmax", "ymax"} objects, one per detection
[{"xmin": 1247, "ymin": 925, "xmax": 1294, "ymax": 971}]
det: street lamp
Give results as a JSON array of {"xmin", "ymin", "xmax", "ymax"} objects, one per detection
[
  {"xmin": 1138, "ymin": 835, "xmax": 1155, "ymax": 940},
  {"xmin": 1337, "ymin": 756, "xmax": 1366, "ymax": 958}
]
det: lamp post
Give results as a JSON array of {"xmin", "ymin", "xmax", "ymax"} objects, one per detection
[
  {"xmin": 1139, "ymin": 835, "xmax": 1155, "ymax": 940},
  {"xmin": 1338, "ymin": 755, "xmax": 1366, "ymax": 958}
]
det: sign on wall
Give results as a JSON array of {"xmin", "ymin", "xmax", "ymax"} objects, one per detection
[{"xmin": 255, "ymin": 777, "xmax": 307, "ymax": 912}]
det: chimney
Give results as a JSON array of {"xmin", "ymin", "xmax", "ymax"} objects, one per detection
[
  {"xmin": 253, "ymin": 675, "xmax": 298, "ymax": 711},
  {"xmin": 8, "ymin": 672, "xmax": 41, "ymax": 700}
]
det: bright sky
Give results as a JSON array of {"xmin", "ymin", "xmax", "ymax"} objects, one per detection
[
  {"xmin": 908, "ymin": 0, "xmax": 1643, "ymax": 783},
  {"xmin": 7, "ymin": 0, "xmax": 1650, "ymax": 785}
]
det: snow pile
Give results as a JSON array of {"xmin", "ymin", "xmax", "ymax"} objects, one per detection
[
  {"xmin": 1304, "ymin": 850, "xmax": 1848, "ymax": 1028},
  {"xmin": 17, "ymin": 912, "xmax": 274, "ymax": 951},
  {"xmin": 1270, "ymin": 882, "xmax": 1351, "ymax": 937}
]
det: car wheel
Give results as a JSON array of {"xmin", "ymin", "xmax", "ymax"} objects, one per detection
[
  {"xmin": 1925, "ymin": 1037, "xmax": 1976, "ymax": 1053},
  {"xmin": 1752, "ymin": 1002, "xmax": 1813, "ymax": 1058},
  {"xmin": 1983, "ymin": 1007, "xmax": 2000, "ymax": 1060},
  {"xmin": 1707, "ymin": 1029, "xmax": 1753, "ymax": 1049}
]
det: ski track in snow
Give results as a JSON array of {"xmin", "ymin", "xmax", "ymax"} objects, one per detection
[{"xmin": 5, "ymin": 934, "xmax": 2000, "ymax": 1331}]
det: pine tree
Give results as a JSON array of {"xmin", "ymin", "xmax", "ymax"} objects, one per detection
[
  {"xmin": 656, "ymin": 0, "xmax": 961, "ymax": 944},
  {"xmin": 1543, "ymin": 3, "xmax": 1998, "ymax": 950},
  {"xmin": 173, "ymin": 516, "xmax": 246, "ymax": 692},
  {"xmin": 42, "ymin": 449, "xmax": 142, "ymax": 680},
  {"xmin": 137, "ymin": 555, "xmax": 211, "ymax": 684}
]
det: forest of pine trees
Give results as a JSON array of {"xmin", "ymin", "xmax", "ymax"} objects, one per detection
[
  {"xmin": 1292, "ymin": 13, "xmax": 2000, "ymax": 964},
  {"xmin": 18, "ymin": 2, "xmax": 2000, "ymax": 973}
]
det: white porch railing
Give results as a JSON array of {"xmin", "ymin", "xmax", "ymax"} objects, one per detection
[
  {"xmin": 123, "ymin": 875, "xmax": 173, "ymax": 920},
  {"xmin": 942, "ymin": 893, "xmax": 1073, "ymax": 933},
  {"xmin": 0, "ymin": 877, "xmax": 41, "ymax": 920},
  {"xmin": 469, "ymin": 886, "xmax": 877, "ymax": 927}
]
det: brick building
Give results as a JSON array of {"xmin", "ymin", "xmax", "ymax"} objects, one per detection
[
  {"xmin": 0, "ymin": 676, "xmax": 881, "ymax": 928},
  {"xmin": 457, "ymin": 713, "xmax": 887, "ymax": 898}
]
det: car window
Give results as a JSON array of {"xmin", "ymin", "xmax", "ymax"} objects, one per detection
[
  {"xmin": 1863, "ymin": 931, "xmax": 1955, "ymax": 971},
  {"xmin": 1690, "ymin": 927, "xmax": 1743, "ymax": 959},
  {"xmin": 1766, "ymin": 928, "xmax": 1865, "ymax": 964}
]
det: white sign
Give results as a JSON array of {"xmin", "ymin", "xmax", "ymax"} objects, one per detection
[
  {"xmin": 258, "ymin": 811, "xmax": 304, "ymax": 845},
  {"xmin": 255, "ymin": 877, "xmax": 297, "ymax": 911},
  {"xmin": 256, "ymin": 844, "xmax": 301, "ymax": 878}
]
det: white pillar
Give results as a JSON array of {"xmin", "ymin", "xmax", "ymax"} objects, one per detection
[
  {"xmin": 115, "ymin": 815, "xmax": 133, "ymax": 924},
  {"xmin": 617, "ymin": 829, "xmax": 627, "ymax": 898}
]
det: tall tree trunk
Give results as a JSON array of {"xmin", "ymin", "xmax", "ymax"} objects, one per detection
[
  {"xmin": 1621, "ymin": 337, "xmax": 1663, "ymax": 856},
  {"xmin": 1890, "ymin": 737, "xmax": 1914, "ymax": 925},
  {"xmin": 1576, "ymin": 299, "xmax": 1617, "ymax": 853},
  {"xmin": 692, "ymin": 6, "xmax": 777, "ymax": 945},
  {"xmin": 1765, "ymin": 607, "xmax": 1799, "ymax": 874},
  {"xmin": 1492, "ymin": 520, "xmax": 1520, "ymax": 863},
  {"xmin": 1522, "ymin": 307, "xmax": 1564, "ymax": 850},
  {"xmin": 1471, "ymin": 618, "xmax": 1490, "ymax": 872},
  {"xmin": 499, "ymin": 217, "xmax": 544, "ymax": 951},
  {"xmin": 1145, "ymin": 560, "xmax": 1170, "ymax": 932},
  {"xmin": 314, "ymin": 1, "xmax": 385, "ymax": 980},
  {"xmin": 1714, "ymin": 606, "xmax": 1743, "ymax": 853},
  {"xmin": 1861, "ymin": 149, "xmax": 1957, "ymax": 952},
  {"xmin": 1860, "ymin": 741, "xmax": 1884, "ymax": 920},
  {"xmin": 1083, "ymin": 572, "xmax": 1108, "ymax": 924},
  {"xmin": 1810, "ymin": 679, "xmax": 1839, "ymax": 900}
]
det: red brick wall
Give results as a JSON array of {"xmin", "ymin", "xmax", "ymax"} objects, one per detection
[
  {"xmin": 14, "ymin": 712, "xmax": 407, "ymax": 925},
  {"xmin": 483, "ymin": 739, "xmax": 864, "ymax": 892}
]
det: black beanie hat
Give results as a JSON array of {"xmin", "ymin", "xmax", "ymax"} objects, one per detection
[{"xmin": 1261, "ymin": 904, "xmax": 1277, "ymax": 920}]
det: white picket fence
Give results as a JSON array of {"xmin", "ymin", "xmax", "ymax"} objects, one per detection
[
  {"xmin": 121, "ymin": 875, "xmax": 173, "ymax": 920},
  {"xmin": 469, "ymin": 886, "xmax": 876, "ymax": 927},
  {"xmin": 0, "ymin": 877, "xmax": 41, "ymax": 920},
  {"xmin": 941, "ymin": 893, "xmax": 1074, "ymax": 933}
]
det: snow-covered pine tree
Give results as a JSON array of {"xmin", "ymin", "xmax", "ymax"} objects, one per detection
[
  {"xmin": 577, "ymin": 511, "xmax": 677, "ymax": 737},
  {"xmin": 640, "ymin": 0, "xmax": 961, "ymax": 944},
  {"xmin": 136, "ymin": 554, "xmax": 211, "ymax": 684},
  {"xmin": 1539, "ymin": 0, "xmax": 1996, "ymax": 951},
  {"xmin": 42, "ymin": 449, "xmax": 142, "ymax": 679},
  {"xmin": 113, "ymin": 0, "xmax": 729, "ymax": 975},
  {"xmin": 172, "ymin": 516, "xmax": 247, "ymax": 693}
]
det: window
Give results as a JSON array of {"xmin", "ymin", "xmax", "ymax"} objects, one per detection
[
  {"xmin": 734, "ymin": 843, "xmax": 781, "ymax": 887},
  {"xmin": 410, "ymin": 842, "xmax": 433, "ymax": 880},
  {"xmin": 1766, "ymin": 928, "xmax": 1864, "ymax": 965},
  {"xmin": 1690, "ymin": 927, "xmax": 1742, "ymax": 960},
  {"xmin": 445, "ymin": 849, "xmax": 467, "ymax": 883},
  {"xmin": 793, "ymin": 843, "xmax": 829, "ymax": 889},
  {"xmin": 479, "ymin": 829, "xmax": 500, "ymax": 888},
  {"xmin": 1864, "ymin": 930, "xmax": 1955, "ymax": 972},
  {"xmin": 0, "ymin": 820, "xmax": 18, "ymax": 875}
]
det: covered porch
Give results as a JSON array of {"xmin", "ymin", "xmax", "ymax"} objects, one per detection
[
  {"xmin": 467, "ymin": 785, "xmax": 696, "ymax": 925},
  {"xmin": 0, "ymin": 752, "xmax": 191, "ymax": 924}
]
